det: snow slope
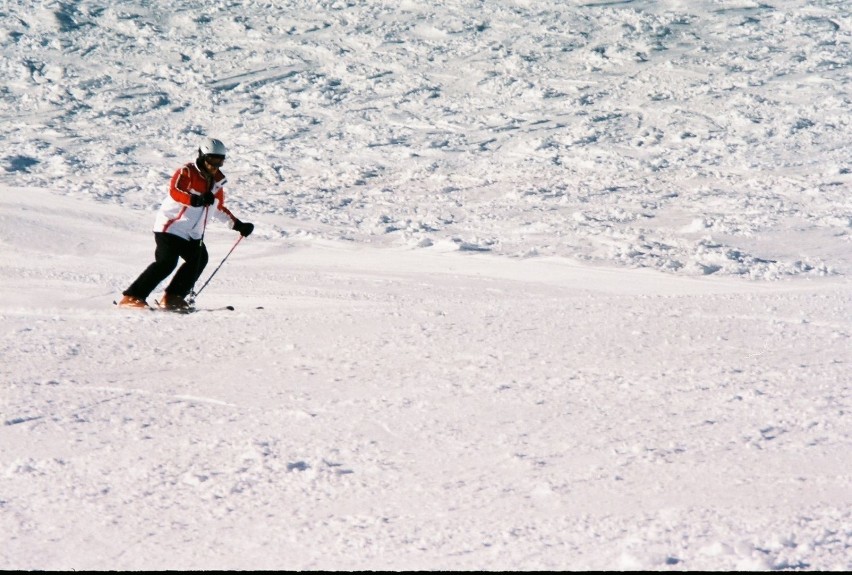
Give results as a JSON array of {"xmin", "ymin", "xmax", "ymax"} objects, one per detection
[
  {"xmin": 3, "ymin": 0, "xmax": 851, "ymax": 277},
  {"xmin": 1, "ymin": 0, "xmax": 850, "ymax": 570}
]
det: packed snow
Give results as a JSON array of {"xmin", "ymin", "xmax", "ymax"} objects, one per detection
[{"xmin": 1, "ymin": 0, "xmax": 850, "ymax": 570}]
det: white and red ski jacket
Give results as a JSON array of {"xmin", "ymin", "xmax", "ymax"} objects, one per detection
[{"xmin": 153, "ymin": 162, "xmax": 238, "ymax": 240}]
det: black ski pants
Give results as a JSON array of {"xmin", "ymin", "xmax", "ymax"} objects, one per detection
[{"xmin": 124, "ymin": 232, "xmax": 208, "ymax": 300}]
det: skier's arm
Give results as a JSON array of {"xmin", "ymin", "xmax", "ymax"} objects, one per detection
[
  {"xmin": 211, "ymin": 189, "xmax": 236, "ymax": 223},
  {"xmin": 169, "ymin": 166, "xmax": 197, "ymax": 206},
  {"xmin": 212, "ymin": 190, "xmax": 254, "ymax": 237}
]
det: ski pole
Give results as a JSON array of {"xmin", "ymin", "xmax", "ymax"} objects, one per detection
[
  {"xmin": 188, "ymin": 205, "xmax": 210, "ymax": 302},
  {"xmin": 191, "ymin": 234, "xmax": 243, "ymax": 303}
]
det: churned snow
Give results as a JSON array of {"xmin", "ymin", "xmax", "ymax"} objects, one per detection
[{"xmin": 1, "ymin": 0, "xmax": 850, "ymax": 570}]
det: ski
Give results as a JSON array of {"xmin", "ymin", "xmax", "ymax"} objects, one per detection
[
  {"xmin": 184, "ymin": 305, "xmax": 236, "ymax": 313},
  {"xmin": 113, "ymin": 299, "xmax": 154, "ymax": 311},
  {"xmin": 113, "ymin": 300, "xmax": 235, "ymax": 313},
  {"xmin": 155, "ymin": 304, "xmax": 236, "ymax": 314}
]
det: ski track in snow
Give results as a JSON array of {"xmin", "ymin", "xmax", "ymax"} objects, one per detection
[{"xmin": 1, "ymin": 0, "xmax": 851, "ymax": 571}]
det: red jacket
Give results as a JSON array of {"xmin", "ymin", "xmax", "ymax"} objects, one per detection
[{"xmin": 153, "ymin": 162, "xmax": 238, "ymax": 240}]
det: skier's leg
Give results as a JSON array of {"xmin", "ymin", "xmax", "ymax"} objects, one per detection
[
  {"xmin": 165, "ymin": 239, "xmax": 208, "ymax": 299},
  {"xmin": 123, "ymin": 233, "xmax": 182, "ymax": 300}
]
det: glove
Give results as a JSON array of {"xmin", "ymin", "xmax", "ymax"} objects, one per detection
[
  {"xmin": 233, "ymin": 220, "xmax": 254, "ymax": 237},
  {"xmin": 190, "ymin": 192, "xmax": 215, "ymax": 207}
]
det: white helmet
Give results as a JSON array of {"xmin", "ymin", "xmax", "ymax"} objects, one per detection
[{"xmin": 199, "ymin": 137, "xmax": 227, "ymax": 158}]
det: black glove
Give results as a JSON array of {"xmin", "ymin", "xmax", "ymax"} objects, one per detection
[
  {"xmin": 190, "ymin": 192, "xmax": 215, "ymax": 207},
  {"xmin": 233, "ymin": 220, "xmax": 254, "ymax": 237}
]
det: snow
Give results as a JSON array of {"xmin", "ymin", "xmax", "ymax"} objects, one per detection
[{"xmin": 1, "ymin": 0, "xmax": 850, "ymax": 570}]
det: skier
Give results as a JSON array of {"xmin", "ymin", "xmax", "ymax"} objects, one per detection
[{"xmin": 118, "ymin": 138, "xmax": 254, "ymax": 311}]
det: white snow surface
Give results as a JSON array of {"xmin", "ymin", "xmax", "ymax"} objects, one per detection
[{"xmin": 1, "ymin": 0, "xmax": 850, "ymax": 570}]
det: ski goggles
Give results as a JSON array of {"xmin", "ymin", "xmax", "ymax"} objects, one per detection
[{"xmin": 205, "ymin": 154, "xmax": 226, "ymax": 167}]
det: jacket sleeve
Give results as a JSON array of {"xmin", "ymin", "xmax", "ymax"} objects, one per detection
[
  {"xmin": 212, "ymin": 189, "xmax": 239, "ymax": 227},
  {"xmin": 169, "ymin": 165, "xmax": 195, "ymax": 206}
]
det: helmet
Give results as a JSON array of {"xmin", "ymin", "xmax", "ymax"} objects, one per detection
[{"xmin": 199, "ymin": 137, "xmax": 227, "ymax": 159}]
